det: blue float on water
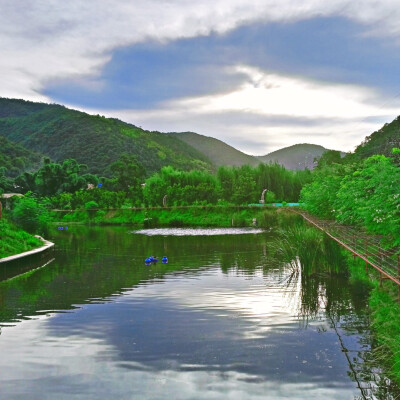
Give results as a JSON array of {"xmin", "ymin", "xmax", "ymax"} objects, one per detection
[
  {"xmin": 162, "ymin": 256, "xmax": 168, "ymax": 263},
  {"xmin": 145, "ymin": 256, "xmax": 159, "ymax": 264}
]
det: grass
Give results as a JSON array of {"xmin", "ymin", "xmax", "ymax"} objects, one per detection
[
  {"xmin": 50, "ymin": 206, "xmax": 297, "ymax": 228},
  {"xmin": 270, "ymin": 223, "xmax": 346, "ymax": 275},
  {"xmin": 0, "ymin": 215, "xmax": 43, "ymax": 258}
]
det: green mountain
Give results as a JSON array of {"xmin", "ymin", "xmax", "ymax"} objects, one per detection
[
  {"xmin": 257, "ymin": 144, "xmax": 337, "ymax": 170},
  {"xmin": 0, "ymin": 135, "xmax": 42, "ymax": 177},
  {"xmin": 0, "ymin": 98, "xmax": 212, "ymax": 176},
  {"xmin": 353, "ymin": 116, "xmax": 400, "ymax": 159},
  {"xmin": 168, "ymin": 132, "xmax": 261, "ymax": 167}
]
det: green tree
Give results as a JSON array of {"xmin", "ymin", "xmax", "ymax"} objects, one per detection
[
  {"xmin": 232, "ymin": 165, "xmax": 257, "ymax": 204},
  {"xmin": 0, "ymin": 167, "xmax": 14, "ymax": 192},
  {"xmin": 315, "ymin": 150, "xmax": 342, "ymax": 169},
  {"xmin": 300, "ymin": 164, "xmax": 350, "ymax": 218},
  {"xmin": 335, "ymin": 154, "xmax": 400, "ymax": 245},
  {"xmin": 110, "ymin": 154, "xmax": 145, "ymax": 206},
  {"xmin": 12, "ymin": 194, "xmax": 49, "ymax": 234}
]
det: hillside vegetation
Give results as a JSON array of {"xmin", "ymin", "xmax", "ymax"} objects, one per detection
[
  {"xmin": 168, "ymin": 132, "xmax": 260, "ymax": 167},
  {"xmin": 0, "ymin": 98, "xmax": 212, "ymax": 176},
  {"xmin": 354, "ymin": 116, "xmax": 400, "ymax": 159},
  {"xmin": 0, "ymin": 135, "xmax": 42, "ymax": 177}
]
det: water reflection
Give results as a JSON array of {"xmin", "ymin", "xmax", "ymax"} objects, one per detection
[
  {"xmin": 0, "ymin": 225, "xmax": 398, "ymax": 399},
  {"xmin": 134, "ymin": 227, "xmax": 265, "ymax": 236}
]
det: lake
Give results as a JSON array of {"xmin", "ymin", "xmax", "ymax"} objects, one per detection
[{"xmin": 0, "ymin": 223, "xmax": 398, "ymax": 399}]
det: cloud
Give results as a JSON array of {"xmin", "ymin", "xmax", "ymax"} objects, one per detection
[
  {"xmin": 96, "ymin": 66, "xmax": 398, "ymax": 154},
  {"xmin": 1, "ymin": 1, "xmax": 399, "ymax": 155},
  {"xmin": 1, "ymin": 0, "xmax": 400, "ymax": 102}
]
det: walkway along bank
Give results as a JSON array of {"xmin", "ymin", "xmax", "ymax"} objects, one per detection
[{"xmin": 294, "ymin": 209, "xmax": 400, "ymax": 304}]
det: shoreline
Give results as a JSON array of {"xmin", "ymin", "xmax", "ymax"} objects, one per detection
[
  {"xmin": 0, "ymin": 235, "xmax": 54, "ymax": 264},
  {"xmin": 50, "ymin": 205, "xmax": 297, "ymax": 228}
]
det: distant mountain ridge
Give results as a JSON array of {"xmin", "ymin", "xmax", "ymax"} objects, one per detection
[
  {"xmin": 257, "ymin": 143, "xmax": 345, "ymax": 170},
  {"xmin": 4, "ymin": 97, "xmax": 395, "ymax": 179},
  {"xmin": 168, "ymin": 132, "xmax": 261, "ymax": 167}
]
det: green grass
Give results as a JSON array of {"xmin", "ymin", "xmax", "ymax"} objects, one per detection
[
  {"xmin": 50, "ymin": 206, "xmax": 294, "ymax": 228},
  {"xmin": 0, "ymin": 215, "xmax": 43, "ymax": 258}
]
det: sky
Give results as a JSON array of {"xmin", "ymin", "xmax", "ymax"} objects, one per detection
[{"xmin": 1, "ymin": 0, "xmax": 400, "ymax": 155}]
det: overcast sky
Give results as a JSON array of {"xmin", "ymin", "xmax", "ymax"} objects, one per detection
[{"xmin": 1, "ymin": 1, "xmax": 400, "ymax": 155}]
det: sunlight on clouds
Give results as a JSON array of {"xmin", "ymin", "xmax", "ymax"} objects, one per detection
[
  {"xmin": 104, "ymin": 66, "xmax": 398, "ymax": 154},
  {"xmin": 1, "ymin": 0, "xmax": 399, "ymax": 154},
  {"xmin": 178, "ymin": 65, "xmax": 396, "ymax": 119},
  {"xmin": 1, "ymin": 0, "xmax": 400, "ymax": 102}
]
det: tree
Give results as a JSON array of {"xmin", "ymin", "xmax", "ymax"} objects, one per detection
[
  {"xmin": 12, "ymin": 194, "xmax": 49, "ymax": 234},
  {"xmin": 315, "ymin": 150, "xmax": 342, "ymax": 169},
  {"xmin": 217, "ymin": 166, "xmax": 235, "ymax": 201},
  {"xmin": 334, "ymin": 154, "xmax": 400, "ymax": 245},
  {"xmin": 110, "ymin": 154, "xmax": 145, "ymax": 206},
  {"xmin": 300, "ymin": 164, "xmax": 351, "ymax": 218},
  {"xmin": 0, "ymin": 167, "xmax": 14, "ymax": 192},
  {"xmin": 232, "ymin": 165, "xmax": 257, "ymax": 204}
]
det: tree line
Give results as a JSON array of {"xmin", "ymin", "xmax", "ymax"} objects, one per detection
[
  {"xmin": 0, "ymin": 153, "xmax": 311, "ymax": 210},
  {"xmin": 300, "ymin": 148, "xmax": 400, "ymax": 248}
]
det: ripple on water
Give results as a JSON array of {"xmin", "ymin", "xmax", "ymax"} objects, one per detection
[{"xmin": 132, "ymin": 228, "xmax": 265, "ymax": 236}]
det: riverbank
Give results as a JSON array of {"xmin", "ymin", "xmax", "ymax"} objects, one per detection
[
  {"xmin": 0, "ymin": 216, "xmax": 43, "ymax": 259},
  {"xmin": 51, "ymin": 205, "xmax": 297, "ymax": 228},
  {"xmin": 293, "ymin": 210, "xmax": 400, "ymax": 386},
  {"xmin": 346, "ymin": 254, "xmax": 400, "ymax": 386}
]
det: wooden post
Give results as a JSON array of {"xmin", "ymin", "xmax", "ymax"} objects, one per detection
[
  {"xmin": 397, "ymin": 254, "xmax": 400, "ymax": 307},
  {"xmin": 365, "ymin": 239, "xmax": 368, "ymax": 273},
  {"xmin": 397, "ymin": 254, "xmax": 400, "ymax": 279},
  {"xmin": 379, "ymin": 241, "xmax": 383, "ymax": 287}
]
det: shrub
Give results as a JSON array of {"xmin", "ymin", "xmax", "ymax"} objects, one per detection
[{"xmin": 11, "ymin": 196, "xmax": 49, "ymax": 234}]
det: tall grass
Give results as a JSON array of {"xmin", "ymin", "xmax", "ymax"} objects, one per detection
[
  {"xmin": 271, "ymin": 224, "xmax": 345, "ymax": 275},
  {"xmin": 0, "ymin": 216, "xmax": 42, "ymax": 258},
  {"xmin": 271, "ymin": 223, "xmax": 348, "ymax": 321}
]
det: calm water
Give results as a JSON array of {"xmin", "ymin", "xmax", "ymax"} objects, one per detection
[{"xmin": 0, "ymin": 224, "xmax": 397, "ymax": 399}]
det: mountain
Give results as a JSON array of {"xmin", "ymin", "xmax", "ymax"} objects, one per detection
[
  {"xmin": 353, "ymin": 116, "xmax": 400, "ymax": 159},
  {"xmin": 0, "ymin": 98, "xmax": 212, "ymax": 176},
  {"xmin": 257, "ymin": 144, "xmax": 338, "ymax": 170},
  {"xmin": 168, "ymin": 132, "xmax": 260, "ymax": 167},
  {"xmin": 0, "ymin": 135, "xmax": 42, "ymax": 177}
]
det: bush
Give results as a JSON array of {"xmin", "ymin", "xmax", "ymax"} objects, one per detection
[
  {"xmin": 85, "ymin": 200, "xmax": 99, "ymax": 220},
  {"xmin": 11, "ymin": 196, "xmax": 49, "ymax": 234}
]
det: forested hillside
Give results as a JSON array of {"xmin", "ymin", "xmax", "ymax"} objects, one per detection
[
  {"xmin": 0, "ymin": 98, "xmax": 212, "ymax": 176},
  {"xmin": 354, "ymin": 116, "xmax": 400, "ymax": 159},
  {"xmin": 168, "ymin": 132, "xmax": 260, "ymax": 167},
  {"xmin": 0, "ymin": 135, "xmax": 42, "ymax": 177}
]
